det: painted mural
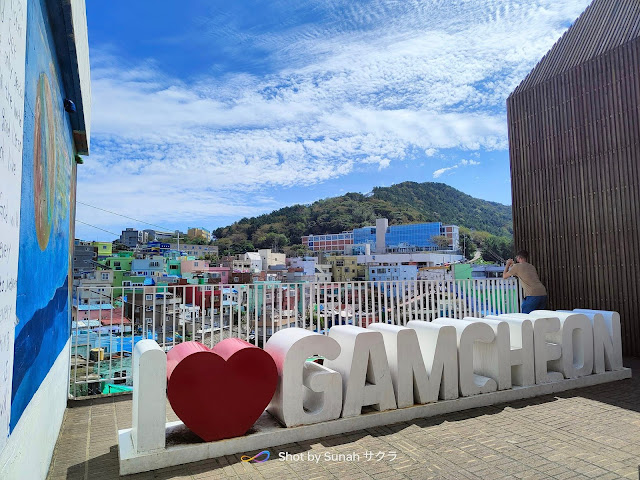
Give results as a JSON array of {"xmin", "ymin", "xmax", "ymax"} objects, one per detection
[{"xmin": 11, "ymin": 0, "xmax": 75, "ymax": 431}]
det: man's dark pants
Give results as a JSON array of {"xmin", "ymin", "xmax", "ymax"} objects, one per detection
[{"xmin": 521, "ymin": 295, "xmax": 547, "ymax": 314}]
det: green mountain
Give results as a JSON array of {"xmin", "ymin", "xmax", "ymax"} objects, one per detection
[
  {"xmin": 212, "ymin": 182, "xmax": 513, "ymax": 256},
  {"xmin": 372, "ymin": 182, "xmax": 512, "ymax": 237}
]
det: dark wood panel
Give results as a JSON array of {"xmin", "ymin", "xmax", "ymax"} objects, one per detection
[
  {"xmin": 508, "ymin": 37, "xmax": 640, "ymax": 356},
  {"xmin": 515, "ymin": 0, "xmax": 640, "ymax": 94}
]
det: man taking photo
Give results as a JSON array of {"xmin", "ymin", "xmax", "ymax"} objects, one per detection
[{"xmin": 502, "ymin": 250, "xmax": 547, "ymax": 314}]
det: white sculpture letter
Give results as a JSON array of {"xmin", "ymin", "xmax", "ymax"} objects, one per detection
[
  {"xmin": 325, "ymin": 325, "xmax": 397, "ymax": 418},
  {"xmin": 531, "ymin": 311, "xmax": 593, "ymax": 379},
  {"xmin": 367, "ymin": 323, "xmax": 431, "ymax": 408},
  {"xmin": 432, "ymin": 318, "xmax": 497, "ymax": 397},
  {"xmin": 573, "ymin": 309, "xmax": 623, "ymax": 372},
  {"xmin": 460, "ymin": 317, "xmax": 511, "ymax": 390},
  {"xmin": 265, "ymin": 328, "xmax": 342, "ymax": 427},
  {"xmin": 407, "ymin": 321, "xmax": 459, "ymax": 401},
  {"xmin": 132, "ymin": 340, "xmax": 167, "ymax": 453},
  {"xmin": 489, "ymin": 314, "xmax": 535, "ymax": 386},
  {"xmin": 529, "ymin": 315, "xmax": 564, "ymax": 383}
]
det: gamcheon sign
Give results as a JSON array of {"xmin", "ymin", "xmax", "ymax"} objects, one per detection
[{"xmin": 118, "ymin": 309, "xmax": 630, "ymax": 475}]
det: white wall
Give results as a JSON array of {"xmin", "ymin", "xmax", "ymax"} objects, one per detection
[
  {"xmin": 70, "ymin": 0, "xmax": 91, "ymax": 152},
  {"xmin": 244, "ymin": 253, "xmax": 262, "ymax": 272},
  {"xmin": 288, "ymin": 258, "xmax": 317, "ymax": 276},
  {"xmin": 0, "ymin": 341, "xmax": 70, "ymax": 480},
  {"xmin": 357, "ymin": 252, "xmax": 464, "ymax": 266},
  {"xmin": 258, "ymin": 249, "xmax": 286, "ymax": 271},
  {"xmin": 369, "ymin": 265, "xmax": 418, "ymax": 282},
  {"xmin": 0, "ymin": 0, "xmax": 27, "ymax": 455}
]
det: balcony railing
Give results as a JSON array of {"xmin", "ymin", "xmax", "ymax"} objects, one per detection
[{"xmin": 69, "ymin": 278, "xmax": 522, "ymax": 398}]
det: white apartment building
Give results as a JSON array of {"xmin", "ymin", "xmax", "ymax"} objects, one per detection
[
  {"xmin": 258, "ymin": 249, "xmax": 286, "ymax": 271},
  {"xmin": 287, "ymin": 257, "xmax": 317, "ymax": 276},
  {"xmin": 73, "ymin": 271, "xmax": 114, "ymax": 305},
  {"xmin": 244, "ymin": 252, "xmax": 263, "ymax": 272},
  {"xmin": 315, "ymin": 264, "xmax": 332, "ymax": 283}
]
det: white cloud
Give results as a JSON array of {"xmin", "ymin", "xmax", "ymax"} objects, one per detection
[
  {"xmin": 432, "ymin": 158, "xmax": 481, "ymax": 178},
  {"xmin": 425, "ymin": 148, "xmax": 437, "ymax": 157},
  {"xmin": 81, "ymin": 0, "xmax": 591, "ymax": 233},
  {"xmin": 433, "ymin": 166, "xmax": 458, "ymax": 178}
]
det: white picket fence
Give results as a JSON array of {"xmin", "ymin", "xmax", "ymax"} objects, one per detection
[{"xmin": 69, "ymin": 278, "xmax": 522, "ymax": 397}]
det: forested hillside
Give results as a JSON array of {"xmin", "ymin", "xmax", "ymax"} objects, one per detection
[{"xmin": 213, "ymin": 182, "xmax": 513, "ymax": 261}]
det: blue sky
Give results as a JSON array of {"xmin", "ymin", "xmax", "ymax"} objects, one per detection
[{"xmin": 76, "ymin": 0, "xmax": 590, "ymax": 241}]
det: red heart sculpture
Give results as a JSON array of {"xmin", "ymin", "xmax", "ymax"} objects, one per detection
[{"xmin": 166, "ymin": 339, "xmax": 277, "ymax": 442}]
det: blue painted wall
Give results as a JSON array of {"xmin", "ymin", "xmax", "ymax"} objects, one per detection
[{"xmin": 11, "ymin": 0, "xmax": 76, "ymax": 431}]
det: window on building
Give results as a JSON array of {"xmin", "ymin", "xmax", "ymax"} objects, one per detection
[
  {"xmin": 122, "ymin": 281, "xmax": 132, "ymax": 287},
  {"xmin": 145, "ymin": 294, "xmax": 153, "ymax": 301},
  {"xmin": 101, "ymin": 273, "xmax": 109, "ymax": 280}
]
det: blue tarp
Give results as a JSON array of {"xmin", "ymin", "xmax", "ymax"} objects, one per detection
[
  {"xmin": 73, "ymin": 303, "xmax": 114, "ymax": 310},
  {"xmin": 72, "ymin": 332, "xmax": 156, "ymax": 354}
]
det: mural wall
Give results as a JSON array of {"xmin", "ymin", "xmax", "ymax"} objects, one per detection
[{"xmin": 11, "ymin": 0, "xmax": 76, "ymax": 431}]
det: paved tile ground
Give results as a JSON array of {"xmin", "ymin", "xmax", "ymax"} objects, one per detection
[{"xmin": 47, "ymin": 359, "xmax": 640, "ymax": 480}]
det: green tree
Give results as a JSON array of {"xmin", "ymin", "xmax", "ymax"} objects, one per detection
[
  {"xmin": 254, "ymin": 233, "xmax": 289, "ymax": 250},
  {"xmin": 203, "ymin": 253, "xmax": 219, "ymax": 263},
  {"xmin": 480, "ymin": 235, "xmax": 513, "ymax": 263},
  {"xmin": 285, "ymin": 244, "xmax": 310, "ymax": 257},
  {"xmin": 431, "ymin": 235, "xmax": 451, "ymax": 250},
  {"xmin": 458, "ymin": 227, "xmax": 477, "ymax": 260},
  {"xmin": 112, "ymin": 241, "xmax": 129, "ymax": 252},
  {"xmin": 215, "ymin": 238, "xmax": 233, "ymax": 256}
]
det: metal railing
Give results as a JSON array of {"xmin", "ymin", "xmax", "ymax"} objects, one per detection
[{"xmin": 69, "ymin": 278, "xmax": 523, "ymax": 398}]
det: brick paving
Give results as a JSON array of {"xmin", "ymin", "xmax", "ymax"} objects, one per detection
[{"xmin": 47, "ymin": 359, "xmax": 640, "ymax": 480}]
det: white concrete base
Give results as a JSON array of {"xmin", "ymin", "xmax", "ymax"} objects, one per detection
[
  {"xmin": 0, "ymin": 340, "xmax": 71, "ymax": 480},
  {"xmin": 118, "ymin": 368, "xmax": 631, "ymax": 475}
]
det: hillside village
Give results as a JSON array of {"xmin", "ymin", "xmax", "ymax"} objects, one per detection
[
  {"xmin": 70, "ymin": 185, "xmax": 516, "ymax": 396},
  {"xmin": 74, "ymin": 218, "xmax": 510, "ymax": 305}
]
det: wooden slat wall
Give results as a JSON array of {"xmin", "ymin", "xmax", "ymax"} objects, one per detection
[
  {"xmin": 514, "ymin": 0, "xmax": 640, "ymax": 94},
  {"xmin": 507, "ymin": 37, "xmax": 640, "ymax": 357}
]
